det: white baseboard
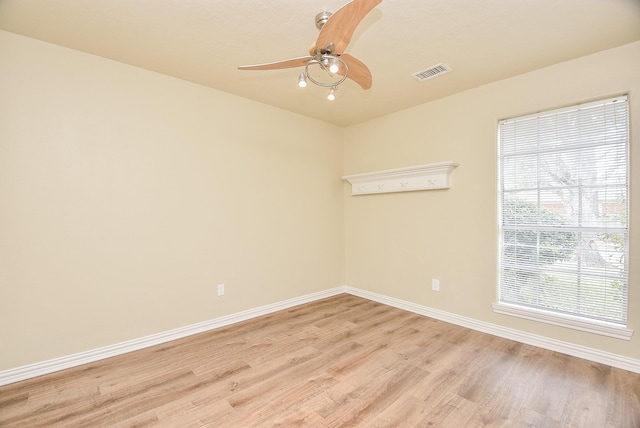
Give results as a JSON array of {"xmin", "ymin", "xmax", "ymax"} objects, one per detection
[
  {"xmin": 2, "ymin": 285, "xmax": 638, "ymax": 386},
  {"xmin": 344, "ymin": 286, "xmax": 640, "ymax": 374},
  {"xmin": 0, "ymin": 287, "xmax": 345, "ymax": 387}
]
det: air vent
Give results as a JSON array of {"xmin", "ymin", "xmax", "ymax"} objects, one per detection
[{"xmin": 410, "ymin": 63, "xmax": 451, "ymax": 82}]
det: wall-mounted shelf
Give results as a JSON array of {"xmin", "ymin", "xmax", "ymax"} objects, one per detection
[{"xmin": 342, "ymin": 161, "xmax": 459, "ymax": 195}]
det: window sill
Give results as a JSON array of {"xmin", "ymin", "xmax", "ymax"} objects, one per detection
[{"xmin": 492, "ymin": 302, "xmax": 633, "ymax": 340}]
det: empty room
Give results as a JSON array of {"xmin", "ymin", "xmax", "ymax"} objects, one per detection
[{"xmin": 1, "ymin": 0, "xmax": 639, "ymax": 426}]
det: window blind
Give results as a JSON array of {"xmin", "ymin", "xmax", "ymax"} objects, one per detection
[{"xmin": 498, "ymin": 96, "xmax": 629, "ymax": 325}]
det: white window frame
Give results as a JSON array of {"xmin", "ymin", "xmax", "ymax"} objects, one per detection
[{"xmin": 494, "ymin": 96, "xmax": 633, "ymax": 340}]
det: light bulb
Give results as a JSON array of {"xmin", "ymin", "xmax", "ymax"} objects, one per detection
[
  {"xmin": 297, "ymin": 73, "xmax": 307, "ymax": 88},
  {"xmin": 327, "ymin": 87, "xmax": 336, "ymax": 101},
  {"xmin": 329, "ymin": 62, "xmax": 339, "ymax": 74}
]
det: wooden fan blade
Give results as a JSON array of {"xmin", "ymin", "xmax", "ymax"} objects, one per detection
[
  {"xmin": 314, "ymin": 0, "xmax": 382, "ymax": 55},
  {"xmin": 238, "ymin": 56, "xmax": 312, "ymax": 71},
  {"xmin": 338, "ymin": 54, "xmax": 372, "ymax": 90}
]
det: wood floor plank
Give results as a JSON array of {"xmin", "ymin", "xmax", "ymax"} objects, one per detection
[
  {"xmin": 605, "ymin": 367, "xmax": 640, "ymax": 427},
  {"xmin": 1, "ymin": 293, "xmax": 638, "ymax": 427},
  {"xmin": 560, "ymin": 384, "xmax": 607, "ymax": 427}
]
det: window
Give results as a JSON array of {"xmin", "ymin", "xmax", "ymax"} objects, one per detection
[{"xmin": 495, "ymin": 96, "xmax": 630, "ymax": 337}]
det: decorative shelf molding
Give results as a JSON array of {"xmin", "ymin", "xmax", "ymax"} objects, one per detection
[{"xmin": 343, "ymin": 161, "xmax": 459, "ymax": 195}]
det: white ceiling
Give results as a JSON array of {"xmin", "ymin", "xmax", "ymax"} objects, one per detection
[{"xmin": 1, "ymin": 0, "xmax": 639, "ymax": 126}]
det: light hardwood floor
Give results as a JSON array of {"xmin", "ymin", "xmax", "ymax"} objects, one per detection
[{"xmin": 1, "ymin": 294, "xmax": 639, "ymax": 427}]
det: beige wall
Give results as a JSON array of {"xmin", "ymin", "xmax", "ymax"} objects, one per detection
[
  {"xmin": 0, "ymin": 31, "xmax": 344, "ymax": 370},
  {"xmin": 1, "ymin": 28, "xmax": 638, "ymax": 373},
  {"xmin": 344, "ymin": 41, "xmax": 640, "ymax": 360}
]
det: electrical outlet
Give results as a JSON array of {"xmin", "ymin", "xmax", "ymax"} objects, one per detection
[
  {"xmin": 431, "ymin": 278, "xmax": 440, "ymax": 291},
  {"xmin": 217, "ymin": 284, "xmax": 225, "ymax": 296}
]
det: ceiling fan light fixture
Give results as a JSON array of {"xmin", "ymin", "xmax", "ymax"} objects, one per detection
[
  {"xmin": 329, "ymin": 59, "xmax": 340, "ymax": 74},
  {"xmin": 327, "ymin": 86, "xmax": 337, "ymax": 101},
  {"xmin": 298, "ymin": 73, "xmax": 308, "ymax": 88},
  {"xmin": 320, "ymin": 55, "xmax": 341, "ymax": 75},
  {"xmin": 304, "ymin": 56, "xmax": 349, "ymax": 90}
]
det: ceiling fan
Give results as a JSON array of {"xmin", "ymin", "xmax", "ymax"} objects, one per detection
[{"xmin": 238, "ymin": 0, "xmax": 382, "ymax": 100}]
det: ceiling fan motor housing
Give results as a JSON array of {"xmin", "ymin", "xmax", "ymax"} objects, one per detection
[{"xmin": 315, "ymin": 11, "xmax": 332, "ymax": 30}]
